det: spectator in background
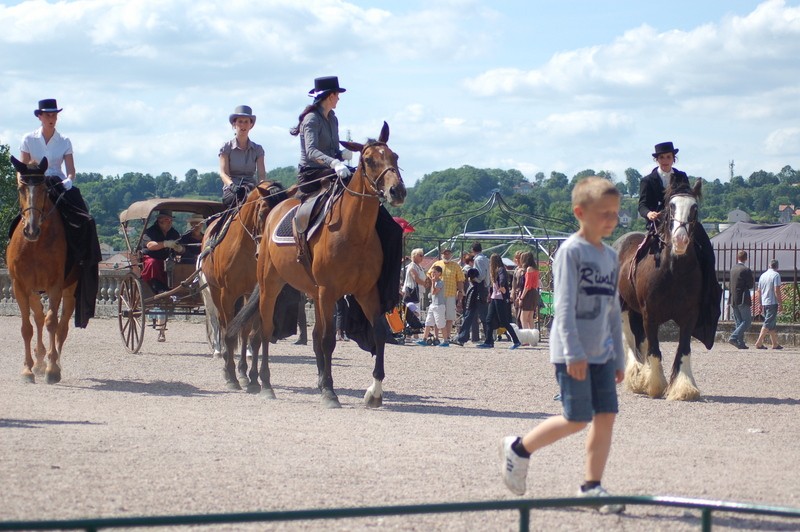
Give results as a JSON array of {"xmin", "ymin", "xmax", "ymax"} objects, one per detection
[
  {"xmin": 428, "ymin": 248, "xmax": 465, "ymax": 347},
  {"xmin": 517, "ymin": 251, "xmax": 540, "ymax": 330},
  {"xmin": 471, "ymin": 242, "xmax": 491, "ymax": 343},
  {"xmin": 177, "ymin": 213, "xmax": 205, "ymax": 264},
  {"xmin": 728, "ymin": 250, "xmax": 753, "ymax": 349},
  {"xmin": 477, "ymin": 253, "xmax": 521, "ymax": 350},
  {"xmin": 511, "ymin": 251, "xmax": 525, "ymax": 326},
  {"xmin": 754, "ymin": 259, "xmax": 782, "ymax": 350}
]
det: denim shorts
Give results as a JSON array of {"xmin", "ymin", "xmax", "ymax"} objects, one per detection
[
  {"xmin": 763, "ymin": 304, "xmax": 778, "ymax": 330},
  {"xmin": 555, "ymin": 361, "xmax": 619, "ymax": 422}
]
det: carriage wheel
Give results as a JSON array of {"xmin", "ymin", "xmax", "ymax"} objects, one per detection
[{"xmin": 118, "ymin": 274, "xmax": 146, "ymax": 354}]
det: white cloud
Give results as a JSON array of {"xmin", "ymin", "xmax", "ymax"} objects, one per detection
[{"xmin": 764, "ymin": 127, "xmax": 800, "ymax": 155}]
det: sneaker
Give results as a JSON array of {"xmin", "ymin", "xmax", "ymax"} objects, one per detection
[
  {"xmin": 475, "ymin": 343, "xmax": 493, "ymax": 349},
  {"xmin": 576, "ymin": 485, "xmax": 625, "ymax": 514},
  {"xmin": 452, "ymin": 339, "xmax": 464, "ymax": 347},
  {"xmin": 500, "ymin": 436, "xmax": 529, "ymax": 495},
  {"xmin": 438, "ymin": 341, "xmax": 450, "ymax": 347},
  {"xmin": 737, "ymin": 342, "xmax": 748, "ymax": 349},
  {"xmin": 415, "ymin": 339, "xmax": 428, "ymax": 347},
  {"xmin": 728, "ymin": 338, "xmax": 740, "ymax": 348},
  {"xmin": 509, "ymin": 343, "xmax": 521, "ymax": 350}
]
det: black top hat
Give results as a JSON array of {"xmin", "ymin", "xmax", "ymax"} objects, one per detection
[
  {"xmin": 652, "ymin": 141, "xmax": 679, "ymax": 157},
  {"xmin": 229, "ymin": 105, "xmax": 256, "ymax": 125},
  {"xmin": 34, "ymin": 99, "xmax": 62, "ymax": 117},
  {"xmin": 308, "ymin": 76, "xmax": 346, "ymax": 100}
]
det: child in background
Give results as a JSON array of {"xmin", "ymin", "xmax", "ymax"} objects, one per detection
[
  {"xmin": 499, "ymin": 176, "xmax": 626, "ymax": 514},
  {"xmin": 417, "ymin": 265, "xmax": 445, "ymax": 347}
]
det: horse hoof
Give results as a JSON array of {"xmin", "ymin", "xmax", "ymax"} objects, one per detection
[
  {"xmin": 226, "ymin": 380, "xmax": 242, "ymax": 391},
  {"xmin": 21, "ymin": 373, "xmax": 35, "ymax": 384},
  {"xmin": 246, "ymin": 383, "xmax": 261, "ymax": 394},
  {"xmin": 260, "ymin": 387, "xmax": 276, "ymax": 399},
  {"xmin": 365, "ymin": 395, "xmax": 383, "ymax": 409},
  {"xmin": 238, "ymin": 377, "xmax": 250, "ymax": 388},
  {"xmin": 322, "ymin": 393, "xmax": 341, "ymax": 409},
  {"xmin": 46, "ymin": 372, "xmax": 61, "ymax": 384},
  {"xmin": 212, "ymin": 350, "xmax": 223, "ymax": 359}
]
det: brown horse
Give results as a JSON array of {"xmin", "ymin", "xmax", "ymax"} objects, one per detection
[
  {"xmin": 200, "ymin": 182, "xmax": 287, "ymax": 392},
  {"xmin": 614, "ymin": 179, "xmax": 704, "ymax": 401},
  {"xmin": 6, "ymin": 156, "xmax": 77, "ymax": 384},
  {"xmin": 236, "ymin": 122, "xmax": 406, "ymax": 407}
]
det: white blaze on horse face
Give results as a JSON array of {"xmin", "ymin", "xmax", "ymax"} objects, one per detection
[{"xmin": 670, "ymin": 195, "xmax": 696, "ymax": 255}]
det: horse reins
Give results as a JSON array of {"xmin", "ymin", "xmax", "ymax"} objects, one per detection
[{"xmin": 339, "ymin": 143, "xmax": 401, "ymax": 202}]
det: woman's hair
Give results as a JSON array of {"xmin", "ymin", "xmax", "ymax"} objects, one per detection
[
  {"xmin": 411, "ymin": 248, "xmax": 424, "ymax": 259},
  {"xmin": 489, "ymin": 253, "xmax": 503, "ymax": 282},
  {"xmin": 513, "ymin": 250, "xmax": 522, "ymax": 262},
  {"xmin": 290, "ymin": 103, "xmax": 320, "ymax": 136},
  {"xmin": 520, "ymin": 251, "xmax": 537, "ymax": 269}
]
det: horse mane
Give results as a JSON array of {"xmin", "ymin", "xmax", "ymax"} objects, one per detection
[{"xmin": 664, "ymin": 178, "xmax": 701, "ymax": 202}]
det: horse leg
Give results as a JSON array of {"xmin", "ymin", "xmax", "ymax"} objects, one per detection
[
  {"xmin": 257, "ymin": 284, "xmax": 280, "ymax": 400},
  {"xmin": 219, "ymin": 290, "xmax": 242, "ymax": 390},
  {"xmin": 622, "ymin": 311, "xmax": 647, "ymax": 395},
  {"xmin": 56, "ymin": 284, "xmax": 76, "ymax": 356},
  {"xmin": 28, "ymin": 293, "xmax": 47, "ymax": 376},
  {"xmin": 666, "ymin": 328, "xmax": 700, "ymax": 401},
  {"xmin": 246, "ymin": 327, "xmax": 263, "ymax": 394},
  {"xmin": 643, "ymin": 319, "xmax": 667, "ymax": 398},
  {"xmin": 200, "ymin": 278, "xmax": 223, "ymax": 358},
  {"xmin": 314, "ymin": 290, "xmax": 340, "ymax": 408},
  {"xmin": 16, "ymin": 288, "xmax": 36, "ymax": 383},
  {"xmin": 355, "ymin": 290, "xmax": 386, "ymax": 408},
  {"xmin": 43, "ymin": 289, "xmax": 63, "ymax": 384}
]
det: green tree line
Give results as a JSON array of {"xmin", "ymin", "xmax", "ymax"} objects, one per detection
[{"xmin": 1, "ymin": 142, "xmax": 799, "ymax": 262}]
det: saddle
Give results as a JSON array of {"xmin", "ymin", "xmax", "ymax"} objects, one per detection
[
  {"xmin": 627, "ymin": 224, "xmax": 663, "ymax": 284},
  {"xmin": 291, "ymin": 181, "xmax": 342, "ymax": 267}
]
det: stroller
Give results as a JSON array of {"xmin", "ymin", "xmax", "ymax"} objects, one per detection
[{"xmin": 402, "ymin": 303, "xmax": 424, "ymax": 337}]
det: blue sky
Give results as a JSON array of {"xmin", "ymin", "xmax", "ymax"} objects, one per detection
[{"xmin": 1, "ymin": 0, "xmax": 798, "ymax": 187}]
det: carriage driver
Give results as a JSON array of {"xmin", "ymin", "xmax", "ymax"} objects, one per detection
[
  {"xmin": 141, "ymin": 210, "xmax": 184, "ymax": 294},
  {"xmin": 638, "ymin": 141, "xmax": 721, "ymax": 345}
]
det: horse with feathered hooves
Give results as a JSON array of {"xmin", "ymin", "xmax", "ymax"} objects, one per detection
[
  {"xmin": 614, "ymin": 178, "xmax": 716, "ymax": 401},
  {"xmin": 7, "ymin": 157, "xmax": 77, "ymax": 384}
]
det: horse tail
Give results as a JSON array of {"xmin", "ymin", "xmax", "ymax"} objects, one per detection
[{"xmin": 225, "ymin": 284, "xmax": 260, "ymax": 343}]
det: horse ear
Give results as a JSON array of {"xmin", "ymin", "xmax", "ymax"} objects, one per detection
[
  {"xmin": 378, "ymin": 121, "xmax": 389, "ymax": 143},
  {"xmin": 10, "ymin": 156, "xmax": 26, "ymax": 174},
  {"xmin": 340, "ymin": 140, "xmax": 363, "ymax": 153},
  {"xmin": 39, "ymin": 157, "xmax": 48, "ymax": 173},
  {"xmin": 693, "ymin": 178, "xmax": 703, "ymax": 197}
]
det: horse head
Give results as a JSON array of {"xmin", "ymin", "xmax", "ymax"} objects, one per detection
[
  {"xmin": 664, "ymin": 178, "xmax": 702, "ymax": 256},
  {"xmin": 11, "ymin": 156, "xmax": 49, "ymax": 241},
  {"xmin": 340, "ymin": 121, "xmax": 407, "ymax": 207}
]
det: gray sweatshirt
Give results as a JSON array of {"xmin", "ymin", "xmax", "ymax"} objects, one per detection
[{"xmin": 549, "ymin": 234, "xmax": 625, "ymax": 370}]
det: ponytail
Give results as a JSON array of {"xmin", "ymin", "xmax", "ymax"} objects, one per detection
[{"xmin": 289, "ymin": 103, "xmax": 319, "ymax": 136}]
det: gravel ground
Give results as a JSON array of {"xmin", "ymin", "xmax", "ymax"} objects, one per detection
[{"xmin": 0, "ymin": 315, "xmax": 798, "ymax": 531}]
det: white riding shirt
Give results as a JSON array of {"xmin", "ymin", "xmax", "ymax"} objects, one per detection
[{"xmin": 20, "ymin": 127, "xmax": 73, "ymax": 181}]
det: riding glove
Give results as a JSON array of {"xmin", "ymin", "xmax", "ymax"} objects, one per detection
[
  {"xmin": 332, "ymin": 161, "xmax": 351, "ymax": 179},
  {"xmin": 60, "ymin": 177, "xmax": 73, "ymax": 191},
  {"xmin": 341, "ymin": 148, "xmax": 354, "ymax": 161}
]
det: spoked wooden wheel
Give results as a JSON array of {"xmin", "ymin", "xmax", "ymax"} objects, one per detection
[{"xmin": 118, "ymin": 274, "xmax": 146, "ymax": 353}]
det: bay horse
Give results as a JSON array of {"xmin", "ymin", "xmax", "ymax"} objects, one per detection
[
  {"xmin": 614, "ymin": 178, "xmax": 704, "ymax": 401},
  {"xmin": 200, "ymin": 182, "xmax": 287, "ymax": 392},
  {"xmin": 233, "ymin": 122, "xmax": 406, "ymax": 408},
  {"xmin": 6, "ymin": 156, "xmax": 77, "ymax": 384}
]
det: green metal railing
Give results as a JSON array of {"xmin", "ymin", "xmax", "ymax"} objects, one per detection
[{"xmin": 1, "ymin": 496, "xmax": 798, "ymax": 532}]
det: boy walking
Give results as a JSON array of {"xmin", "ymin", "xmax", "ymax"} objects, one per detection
[{"xmin": 500, "ymin": 177, "xmax": 625, "ymax": 514}]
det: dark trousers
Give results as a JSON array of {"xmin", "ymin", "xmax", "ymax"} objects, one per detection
[
  {"xmin": 457, "ymin": 307, "xmax": 478, "ymax": 344},
  {"xmin": 483, "ymin": 299, "xmax": 520, "ymax": 346}
]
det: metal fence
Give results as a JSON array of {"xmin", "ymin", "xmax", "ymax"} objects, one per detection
[
  {"xmin": 715, "ymin": 242, "xmax": 799, "ymax": 322},
  {"xmin": 1, "ymin": 496, "xmax": 798, "ymax": 531}
]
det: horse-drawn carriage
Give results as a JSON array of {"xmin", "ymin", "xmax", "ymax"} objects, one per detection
[{"xmin": 117, "ymin": 198, "xmax": 226, "ymax": 353}]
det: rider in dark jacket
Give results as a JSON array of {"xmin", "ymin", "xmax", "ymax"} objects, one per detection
[{"xmin": 639, "ymin": 142, "xmax": 721, "ymax": 348}]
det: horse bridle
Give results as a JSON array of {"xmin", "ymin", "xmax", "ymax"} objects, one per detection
[
  {"xmin": 19, "ymin": 174, "xmax": 62, "ymax": 224},
  {"xmin": 340, "ymin": 142, "xmax": 402, "ymax": 201},
  {"xmin": 663, "ymin": 193, "xmax": 698, "ymax": 242}
]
